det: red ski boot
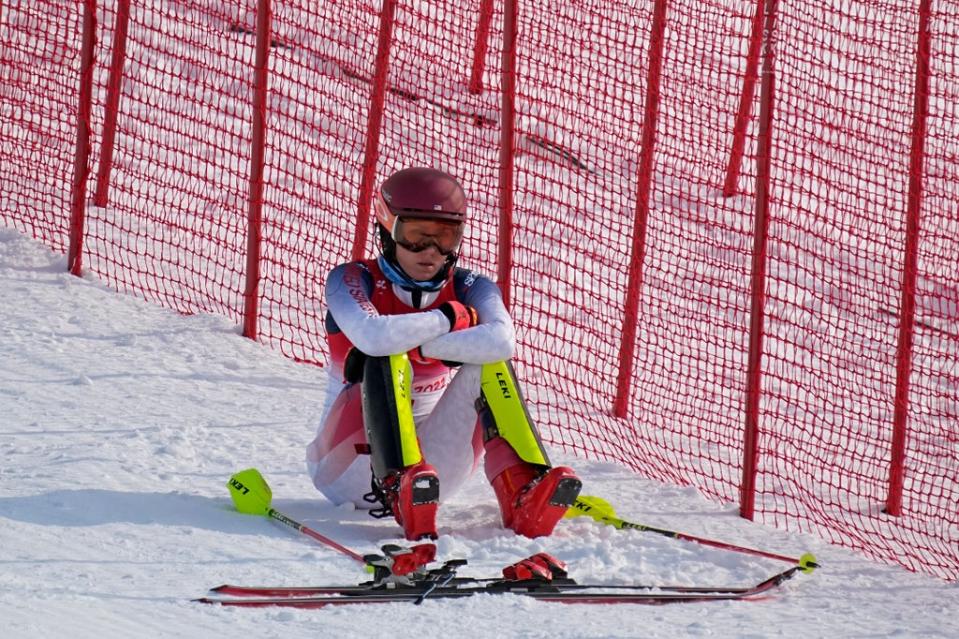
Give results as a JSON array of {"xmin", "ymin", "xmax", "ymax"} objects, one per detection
[
  {"xmin": 490, "ymin": 463, "xmax": 582, "ymax": 538},
  {"xmin": 386, "ymin": 461, "xmax": 440, "ymax": 541}
]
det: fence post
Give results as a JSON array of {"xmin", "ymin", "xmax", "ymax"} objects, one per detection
[
  {"xmin": 352, "ymin": 0, "xmax": 398, "ymax": 261},
  {"xmin": 497, "ymin": 0, "xmax": 518, "ymax": 309},
  {"xmin": 886, "ymin": 0, "xmax": 931, "ymax": 516},
  {"xmin": 469, "ymin": 0, "xmax": 496, "ymax": 94},
  {"xmin": 612, "ymin": 0, "xmax": 668, "ymax": 418},
  {"xmin": 93, "ymin": 0, "xmax": 131, "ymax": 207},
  {"xmin": 722, "ymin": 0, "xmax": 765, "ymax": 197},
  {"xmin": 242, "ymin": 0, "xmax": 272, "ymax": 340},
  {"xmin": 68, "ymin": 0, "xmax": 97, "ymax": 276},
  {"xmin": 740, "ymin": 0, "xmax": 780, "ymax": 521}
]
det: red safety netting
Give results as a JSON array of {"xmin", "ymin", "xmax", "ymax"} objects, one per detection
[
  {"xmin": 1, "ymin": 0, "xmax": 956, "ymax": 579},
  {"xmin": 80, "ymin": 1, "xmax": 255, "ymax": 316},
  {"xmin": 754, "ymin": 0, "xmax": 959, "ymax": 577},
  {"xmin": 0, "ymin": 1, "xmax": 82, "ymax": 250}
]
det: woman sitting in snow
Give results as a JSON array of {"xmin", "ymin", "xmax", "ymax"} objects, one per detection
[{"xmin": 307, "ymin": 167, "xmax": 581, "ymax": 541}]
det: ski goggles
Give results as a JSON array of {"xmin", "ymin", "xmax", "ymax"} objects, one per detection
[{"xmin": 392, "ymin": 217, "xmax": 464, "ymax": 256}]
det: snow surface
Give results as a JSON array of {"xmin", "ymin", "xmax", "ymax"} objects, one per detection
[{"xmin": 1, "ymin": 228, "xmax": 957, "ymax": 638}]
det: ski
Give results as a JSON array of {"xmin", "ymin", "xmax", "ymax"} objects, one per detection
[
  {"xmin": 197, "ymin": 565, "xmax": 802, "ymax": 608},
  {"xmin": 209, "ymin": 574, "xmax": 773, "ymax": 598}
]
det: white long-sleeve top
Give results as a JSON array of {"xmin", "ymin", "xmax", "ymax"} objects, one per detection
[{"xmin": 320, "ymin": 259, "xmax": 516, "ymax": 420}]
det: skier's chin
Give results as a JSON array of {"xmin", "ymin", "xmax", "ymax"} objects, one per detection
[
  {"xmin": 406, "ymin": 263, "xmax": 442, "ymax": 280},
  {"xmin": 395, "ymin": 248, "xmax": 445, "ymax": 280}
]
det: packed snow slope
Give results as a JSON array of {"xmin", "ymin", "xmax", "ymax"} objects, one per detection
[{"xmin": 1, "ymin": 229, "xmax": 956, "ymax": 638}]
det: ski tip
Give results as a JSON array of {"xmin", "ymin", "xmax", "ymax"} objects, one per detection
[
  {"xmin": 209, "ymin": 585, "xmax": 229, "ymax": 593},
  {"xmin": 798, "ymin": 552, "xmax": 819, "ymax": 573}
]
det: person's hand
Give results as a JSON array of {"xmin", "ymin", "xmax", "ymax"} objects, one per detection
[
  {"xmin": 408, "ymin": 346, "xmax": 438, "ymax": 366},
  {"xmin": 409, "ymin": 346, "xmax": 464, "ymax": 369},
  {"xmin": 437, "ymin": 301, "xmax": 478, "ymax": 332}
]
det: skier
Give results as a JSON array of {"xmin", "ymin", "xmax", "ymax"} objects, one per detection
[{"xmin": 307, "ymin": 167, "xmax": 581, "ymax": 541}]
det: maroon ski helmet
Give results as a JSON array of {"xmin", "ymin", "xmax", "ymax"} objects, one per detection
[{"xmin": 373, "ymin": 167, "xmax": 467, "ymax": 234}]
